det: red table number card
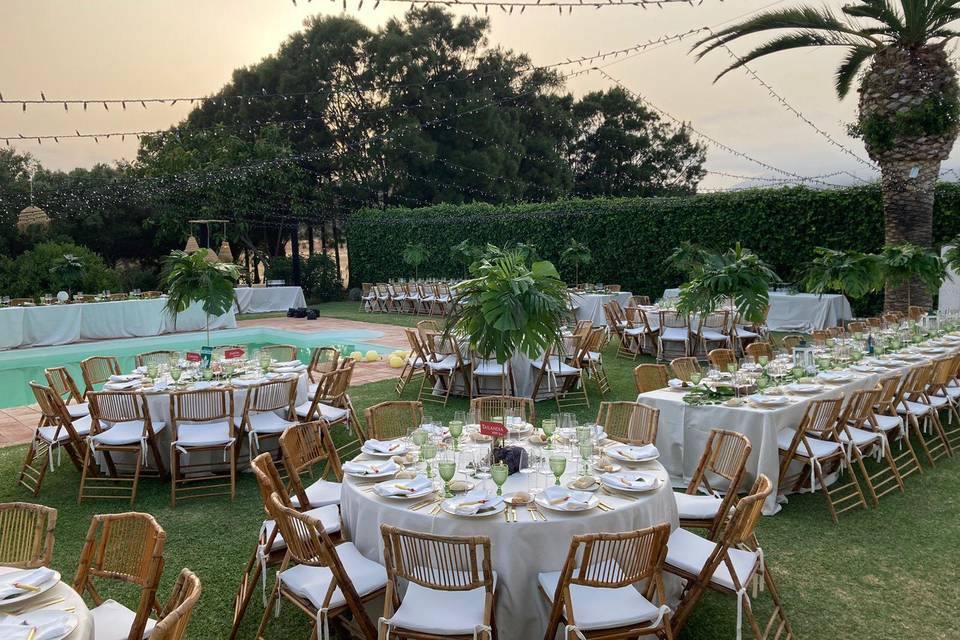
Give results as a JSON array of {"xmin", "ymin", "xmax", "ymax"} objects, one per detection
[{"xmin": 479, "ymin": 420, "xmax": 508, "ymax": 438}]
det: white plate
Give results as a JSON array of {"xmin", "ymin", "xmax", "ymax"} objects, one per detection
[
  {"xmin": 374, "ymin": 480, "xmax": 434, "ymax": 500},
  {"xmin": 747, "ymin": 394, "xmax": 790, "ymax": 407},
  {"xmin": 817, "ymin": 373, "xmax": 853, "ymax": 383},
  {"xmin": 593, "ymin": 461, "xmax": 622, "ymax": 473},
  {"xmin": 0, "ymin": 610, "xmax": 79, "ymax": 640},
  {"xmin": 605, "ymin": 444, "xmax": 659, "ymax": 463},
  {"xmin": 0, "ymin": 569, "xmax": 60, "ymax": 605},
  {"xmin": 440, "ymin": 498, "xmax": 505, "ymax": 518},
  {"xmin": 344, "ymin": 462, "xmax": 398, "ymax": 479},
  {"xmin": 535, "ymin": 491, "xmax": 599, "ymax": 512},
  {"xmin": 600, "ymin": 472, "xmax": 658, "ymax": 493},
  {"xmin": 361, "ymin": 443, "xmax": 409, "ymax": 458},
  {"xmin": 566, "ymin": 479, "xmax": 600, "ymax": 492}
]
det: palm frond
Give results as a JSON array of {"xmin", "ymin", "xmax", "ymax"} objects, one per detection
[
  {"xmin": 835, "ymin": 45, "xmax": 879, "ymax": 98},
  {"xmin": 708, "ymin": 32, "xmax": 871, "ymax": 83},
  {"xmin": 843, "ymin": 0, "xmax": 905, "ymax": 36}
]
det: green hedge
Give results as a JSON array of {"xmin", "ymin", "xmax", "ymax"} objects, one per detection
[{"xmin": 346, "ymin": 184, "xmax": 960, "ymax": 301}]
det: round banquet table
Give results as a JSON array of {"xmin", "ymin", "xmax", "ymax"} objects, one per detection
[
  {"xmin": 340, "ymin": 446, "xmax": 679, "ymax": 640},
  {"xmin": 0, "ymin": 566, "xmax": 93, "ymax": 640}
]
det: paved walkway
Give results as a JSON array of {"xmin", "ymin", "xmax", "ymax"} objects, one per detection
[{"xmin": 0, "ymin": 315, "xmax": 408, "ymax": 448}]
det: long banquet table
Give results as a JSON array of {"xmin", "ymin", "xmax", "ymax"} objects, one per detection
[
  {"xmin": 570, "ymin": 291, "xmax": 633, "ymax": 326},
  {"xmin": 661, "ymin": 288, "xmax": 852, "ymax": 331},
  {"xmin": 233, "ymin": 286, "xmax": 306, "ymax": 314},
  {"xmin": 340, "ymin": 443, "xmax": 678, "ymax": 640},
  {"xmin": 0, "ymin": 298, "xmax": 237, "ymax": 349},
  {"xmin": 639, "ymin": 336, "xmax": 960, "ymax": 514}
]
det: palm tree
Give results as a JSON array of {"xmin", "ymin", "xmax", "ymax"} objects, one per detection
[
  {"xmin": 560, "ymin": 239, "xmax": 592, "ymax": 286},
  {"xmin": 693, "ymin": 0, "xmax": 960, "ymax": 311},
  {"xmin": 401, "ymin": 242, "xmax": 430, "ymax": 280}
]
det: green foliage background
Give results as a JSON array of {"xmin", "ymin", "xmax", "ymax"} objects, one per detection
[{"xmin": 346, "ymin": 183, "xmax": 960, "ymax": 302}]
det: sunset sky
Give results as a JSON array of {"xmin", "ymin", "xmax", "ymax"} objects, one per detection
[{"xmin": 4, "ymin": 0, "xmax": 959, "ymax": 189}]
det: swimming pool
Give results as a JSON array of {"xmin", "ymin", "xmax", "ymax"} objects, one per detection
[{"xmin": 0, "ymin": 326, "xmax": 394, "ymax": 409}]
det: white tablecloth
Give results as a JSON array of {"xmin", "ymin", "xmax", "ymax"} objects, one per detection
[
  {"xmin": 661, "ymin": 289, "xmax": 851, "ymax": 331},
  {"xmin": 0, "ymin": 299, "xmax": 237, "ymax": 349},
  {"xmin": 0, "ymin": 566, "xmax": 93, "ymax": 640},
  {"xmin": 233, "ymin": 286, "xmax": 306, "ymax": 314},
  {"xmin": 938, "ymin": 245, "xmax": 960, "ymax": 313},
  {"xmin": 639, "ymin": 341, "xmax": 960, "ymax": 514},
  {"xmin": 341, "ymin": 452, "xmax": 678, "ymax": 640},
  {"xmin": 570, "ymin": 292, "xmax": 633, "ymax": 326}
]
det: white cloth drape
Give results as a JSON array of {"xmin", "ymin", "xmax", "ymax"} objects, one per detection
[
  {"xmin": 233, "ymin": 287, "xmax": 306, "ymax": 314},
  {"xmin": 661, "ymin": 289, "xmax": 852, "ymax": 331},
  {"xmin": 569, "ymin": 292, "xmax": 633, "ymax": 327}
]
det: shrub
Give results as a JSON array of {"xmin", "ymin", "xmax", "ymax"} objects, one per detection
[
  {"xmin": 264, "ymin": 253, "xmax": 342, "ymax": 302},
  {"xmin": 0, "ymin": 241, "xmax": 118, "ymax": 297},
  {"xmin": 113, "ymin": 263, "xmax": 161, "ymax": 292}
]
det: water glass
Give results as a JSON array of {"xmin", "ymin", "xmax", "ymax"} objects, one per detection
[
  {"xmin": 578, "ymin": 441, "xmax": 594, "ymax": 475},
  {"xmin": 519, "ymin": 449, "xmax": 537, "ymax": 493},
  {"xmin": 202, "ymin": 368, "xmax": 213, "ymax": 381},
  {"xmin": 542, "ymin": 419, "xmax": 556, "ymax": 450},
  {"xmin": 491, "ymin": 462, "xmax": 509, "ymax": 496},
  {"xmin": 170, "ymin": 367, "xmax": 182, "ymax": 385},
  {"xmin": 448, "ymin": 420, "xmax": 463, "ymax": 451},
  {"xmin": 438, "ymin": 457, "xmax": 457, "ymax": 498},
  {"xmin": 421, "ymin": 442, "xmax": 437, "ymax": 478},
  {"xmin": 549, "ymin": 455, "xmax": 567, "ymax": 486}
]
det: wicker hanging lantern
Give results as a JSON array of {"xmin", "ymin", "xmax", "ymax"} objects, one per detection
[
  {"xmin": 184, "ymin": 235, "xmax": 200, "ymax": 253},
  {"xmin": 17, "ymin": 205, "xmax": 51, "ymax": 231},
  {"xmin": 217, "ymin": 239, "xmax": 233, "ymax": 263}
]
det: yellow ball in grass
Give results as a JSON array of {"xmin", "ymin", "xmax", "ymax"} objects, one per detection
[
  {"xmin": 365, "ymin": 350, "xmax": 379, "ymax": 362},
  {"xmin": 350, "ymin": 351, "xmax": 363, "ymax": 362},
  {"xmin": 389, "ymin": 355, "xmax": 405, "ymax": 368}
]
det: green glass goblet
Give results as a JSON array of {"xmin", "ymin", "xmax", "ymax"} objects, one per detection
[
  {"xmin": 420, "ymin": 442, "xmax": 437, "ymax": 479},
  {"xmin": 542, "ymin": 419, "xmax": 556, "ymax": 450},
  {"xmin": 549, "ymin": 455, "xmax": 567, "ymax": 486},
  {"xmin": 170, "ymin": 367, "xmax": 182, "ymax": 386},
  {"xmin": 578, "ymin": 441, "xmax": 594, "ymax": 475},
  {"xmin": 411, "ymin": 429, "xmax": 428, "ymax": 448},
  {"xmin": 491, "ymin": 462, "xmax": 508, "ymax": 496},
  {"xmin": 438, "ymin": 459, "xmax": 457, "ymax": 498},
  {"xmin": 448, "ymin": 420, "xmax": 463, "ymax": 452}
]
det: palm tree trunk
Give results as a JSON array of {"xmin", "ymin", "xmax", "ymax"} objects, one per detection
[{"xmin": 882, "ymin": 159, "xmax": 939, "ymax": 312}]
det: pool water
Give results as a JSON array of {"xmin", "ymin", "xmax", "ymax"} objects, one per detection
[{"xmin": 0, "ymin": 326, "xmax": 394, "ymax": 409}]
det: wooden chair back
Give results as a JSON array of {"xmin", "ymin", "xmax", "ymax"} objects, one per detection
[
  {"xmin": 908, "ymin": 305, "xmax": 925, "ymax": 322},
  {"xmin": 781, "ymin": 335, "xmax": 803, "ymax": 352},
  {"xmin": 169, "ymin": 388, "xmax": 233, "ymax": 443},
  {"xmin": 847, "ymin": 321, "xmax": 866, "ymax": 334},
  {"xmin": 744, "ymin": 341, "xmax": 773, "ymax": 363},
  {"xmin": 9, "ymin": 298, "xmax": 34, "ymax": 307},
  {"xmin": 866, "ymin": 317, "xmax": 883, "ymax": 328},
  {"xmin": 30, "ymin": 382, "xmax": 82, "ymax": 443},
  {"xmin": 809, "ymin": 330, "xmax": 828, "ymax": 346},
  {"xmin": 73, "ymin": 512, "xmax": 166, "ymax": 640},
  {"xmin": 251, "ymin": 452, "xmax": 295, "ymax": 511},
  {"xmin": 261, "ymin": 344, "xmax": 298, "ymax": 362},
  {"xmin": 687, "ymin": 430, "xmax": 751, "ymax": 537},
  {"xmin": 631, "ymin": 295, "xmax": 651, "ymax": 307},
  {"xmin": 670, "ymin": 357, "xmax": 700, "ymax": 382},
  {"xmin": 141, "ymin": 291, "xmax": 163, "ymax": 299},
  {"xmin": 364, "ymin": 401, "xmax": 423, "ymax": 441},
  {"xmin": 707, "ymin": 349, "xmax": 736, "ymax": 371},
  {"xmin": 308, "ymin": 347, "xmax": 340, "ymax": 382},
  {"xmin": 152, "ymin": 568, "xmax": 202, "ymax": 640},
  {"xmin": 80, "ymin": 356, "xmax": 120, "ymax": 395},
  {"xmin": 659, "ymin": 310, "xmax": 689, "ymax": 330},
  {"xmin": 698, "ymin": 310, "xmax": 729, "ymax": 333},
  {"xmin": 470, "ymin": 396, "xmax": 536, "ymax": 426},
  {"xmin": 88, "ymin": 391, "xmax": 154, "ymax": 438},
  {"xmin": 244, "ymin": 378, "xmax": 296, "ymax": 418},
  {"xmin": 135, "ymin": 351, "xmax": 177, "ymax": 368},
  {"xmin": 0, "ymin": 502, "xmax": 57, "ymax": 568},
  {"xmin": 404, "ymin": 328, "xmax": 429, "ymax": 365},
  {"xmin": 381, "ymin": 524, "xmax": 493, "ymax": 594},
  {"xmin": 416, "ymin": 320, "xmax": 441, "ymax": 353},
  {"xmin": 875, "ymin": 374, "xmax": 902, "ymax": 415},
  {"xmin": 898, "ymin": 363, "xmax": 933, "ymax": 404},
  {"xmin": 634, "ymin": 364, "xmax": 668, "ymax": 394},
  {"xmin": 597, "ymin": 401, "xmax": 659, "ymax": 445},
  {"xmin": 280, "ymin": 421, "xmax": 343, "ymax": 506},
  {"xmin": 44, "ymin": 367, "xmax": 84, "ymax": 405},
  {"xmin": 718, "ymin": 474, "xmax": 772, "ymax": 550},
  {"xmin": 797, "ymin": 398, "xmax": 844, "ymax": 442},
  {"xmin": 839, "ymin": 387, "xmax": 882, "ymax": 429}
]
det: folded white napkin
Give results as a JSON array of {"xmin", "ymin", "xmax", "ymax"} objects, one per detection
[
  {"xmin": 448, "ymin": 490, "xmax": 502, "ymax": 515},
  {"xmin": 133, "ymin": 366, "xmax": 147, "ymax": 375},
  {"xmin": 542, "ymin": 486, "xmax": 592, "ymax": 511},
  {"xmin": 0, "ymin": 614, "xmax": 76, "ymax": 640},
  {"xmin": 108, "ymin": 374, "xmax": 141, "ymax": 383},
  {"xmin": 0, "ymin": 567, "xmax": 56, "ymax": 600},
  {"xmin": 104, "ymin": 380, "xmax": 140, "ymax": 391},
  {"xmin": 343, "ymin": 460, "xmax": 397, "ymax": 476},
  {"xmin": 420, "ymin": 424, "xmax": 450, "ymax": 438},
  {"xmin": 611, "ymin": 444, "xmax": 658, "ymax": 461},
  {"xmin": 374, "ymin": 475, "xmax": 432, "ymax": 496},
  {"xmin": 273, "ymin": 360, "xmax": 301, "ymax": 368},
  {"xmin": 365, "ymin": 439, "xmax": 405, "ymax": 454},
  {"xmin": 275, "ymin": 364, "xmax": 307, "ymax": 374},
  {"xmin": 151, "ymin": 379, "xmax": 170, "ymax": 392},
  {"xmin": 191, "ymin": 381, "xmax": 214, "ymax": 390},
  {"xmin": 231, "ymin": 377, "xmax": 262, "ymax": 387},
  {"xmin": 667, "ymin": 378, "xmax": 685, "ymax": 388},
  {"xmin": 601, "ymin": 471, "xmax": 655, "ymax": 491}
]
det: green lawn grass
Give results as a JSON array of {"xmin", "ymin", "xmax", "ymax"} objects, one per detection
[{"xmin": 3, "ymin": 302, "xmax": 958, "ymax": 639}]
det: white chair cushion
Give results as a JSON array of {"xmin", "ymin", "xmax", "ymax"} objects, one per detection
[
  {"xmin": 265, "ymin": 504, "xmax": 341, "ymax": 551},
  {"xmin": 660, "ymin": 327, "xmax": 688, "ymax": 342},
  {"xmin": 90, "ymin": 598, "xmax": 156, "ymax": 640},
  {"xmin": 737, "ymin": 327, "xmax": 760, "ymax": 339},
  {"xmin": 925, "ymin": 395, "xmax": 949, "ymax": 408},
  {"xmin": 674, "ymin": 492, "xmax": 723, "ymax": 520},
  {"xmin": 935, "ymin": 386, "xmax": 960, "ymax": 400},
  {"xmin": 38, "ymin": 415, "xmax": 91, "ymax": 443},
  {"xmin": 897, "ymin": 401, "xmax": 931, "ymax": 416},
  {"xmin": 624, "ymin": 327, "xmax": 646, "ymax": 337},
  {"xmin": 239, "ymin": 411, "xmax": 296, "ymax": 435},
  {"xmin": 67, "ymin": 403, "xmax": 90, "ymax": 418},
  {"xmin": 473, "ymin": 361, "xmax": 507, "ymax": 376},
  {"xmin": 873, "ymin": 414, "xmax": 903, "ymax": 432},
  {"xmin": 538, "ymin": 569, "xmax": 663, "ymax": 631},
  {"xmin": 427, "ymin": 355, "xmax": 460, "ymax": 372},
  {"xmin": 173, "ymin": 421, "xmax": 234, "ymax": 448},
  {"xmin": 530, "ymin": 357, "xmax": 579, "ymax": 376},
  {"xmin": 699, "ymin": 329, "xmax": 729, "ymax": 342},
  {"xmin": 839, "ymin": 426, "xmax": 881, "ymax": 448},
  {"xmin": 290, "ymin": 479, "xmax": 342, "ymax": 508},
  {"xmin": 279, "ymin": 542, "xmax": 386, "ymax": 610},
  {"xmin": 92, "ymin": 420, "xmax": 166, "ymax": 446},
  {"xmin": 776, "ymin": 428, "xmax": 842, "ymax": 458},
  {"xmin": 295, "ymin": 402, "xmax": 350, "ymax": 423},
  {"xmin": 386, "ymin": 581, "xmax": 490, "ymax": 635},
  {"xmin": 665, "ymin": 528, "xmax": 758, "ymax": 591}
]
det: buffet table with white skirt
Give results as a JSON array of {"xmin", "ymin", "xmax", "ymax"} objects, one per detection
[
  {"xmin": 570, "ymin": 291, "xmax": 633, "ymax": 326},
  {"xmin": 661, "ymin": 289, "xmax": 852, "ymax": 331}
]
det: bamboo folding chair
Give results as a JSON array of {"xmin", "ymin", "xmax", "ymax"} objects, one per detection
[
  {"xmin": 896, "ymin": 363, "xmax": 952, "ymax": 465},
  {"xmin": 631, "ymin": 295, "xmax": 652, "ymax": 306},
  {"xmin": 634, "ymin": 364, "xmax": 668, "ymax": 394},
  {"xmin": 80, "ymin": 391, "xmax": 167, "ymax": 506},
  {"xmin": 610, "ymin": 300, "xmax": 649, "ymax": 359},
  {"xmin": 307, "ymin": 347, "xmax": 340, "ymax": 385},
  {"xmin": 744, "ymin": 341, "xmax": 774, "ymax": 363},
  {"xmin": 657, "ymin": 310, "xmax": 691, "ymax": 360},
  {"xmin": 596, "ymin": 401, "xmax": 659, "ymax": 446},
  {"xmin": 359, "ymin": 283, "xmax": 377, "ymax": 312},
  {"xmin": 135, "ymin": 350, "xmax": 177, "ymax": 368},
  {"xmin": 389, "ymin": 283, "xmax": 410, "ymax": 313},
  {"xmin": 168, "ymin": 388, "xmax": 237, "ymax": 507},
  {"xmin": 665, "ymin": 475, "xmax": 794, "ymax": 639},
  {"xmin": 364, "ymin": 401, "xmax": 424, "ymax": 441},
  {"xmin": 379, "ymin": 525, "xmax": 496, "ymax": 640},
  {"xmin": 530, "ymin": 344, "xmax": 590, "ymax": 410},
  {"xmin": 261, "ymin": 344, "xmax": 298, "ymax": 362},
  {"xmin": 297, "ymin": 364, "xmax": 362, "ymax": 436},
  {"xmin": 540, "ymin": 525, "xmax": 673, "ymax": 640},
  {"xmin": 435, "ymin": 282, "xmax": 454, "ymax": 316},
  {"xmin": 0, "ymin": 502, "xmax": 57, "ymax": 568},
  {"xmin": 925, "ymin": 353, "xmax": 960, "ymax": 453},
  {"xmin": 140, "ymin": 291, "xmax": 163, "ymax": 299},
  {"xmin": 418, "ymin": 332, "xmax": 468, "ymax": 406},
  {"xmin": 669, "ymin": 357, "xmax": 701, "ymax": 382},
  {"xmin": 108, "ymin": 293, "xmax": 128, "ymax": 301},
  {"xmin": 676, "ymin": 429, "xmax": 752, "ymax": 540},
  {"xmin": 471, "ymin": 396, "xmax": 537, "ymax": 426},
  {"xmin": 375, "ymin": 283, "xmax": 393, "ymax": 313},
  {"xmin": 18, "ymin": 382, "xmax": 92, "ymax": 496},
  {"xmin": 576, "ymin": 327, "xmax": 611, "ymax": 395},
  {"xmin": 780, "ymin": 335, "xmax": 803, "ymax": 353},
  {"xmin": 9, "ymin": 298, "xmax": 35, "ymax": 306},
  {"xmin": 872, "ymin": 374, "xmax": 924, "ymax": 481},
  {"xmin": 837, "ymin": 387, "xmax": 904, "ymax": 506},
  {"xmin": 417, "ymin": 283, "xmax": 437, "ymax": 316},
  {"xmin": 731, "ymin": 310, "xmax": 765, "ymax": 354},
  {"xmin": 695, "ymin": 310, "xmax": 731, "ymax": 356},
  {"xmin": 80, "ymin": 356, "xmax": 120, "ymax": 396},
  {"xmin": 777, "ymin": 398, "xmax": 868, "ymax": 524},
  {"xmin": 229, "ymin": 451, "xmax": 343, "ymax": 640},
  {"xmin": 866, "ymin": 317, "xmax": 883, "ymax": 330},
  {"xmin": 397, "ymin": 328, "xmax": 428, "ymax": 396},
  {"xmin": 73, "ymin": 512, "xmax": 166, "ymax": 640},
  {"xmin": 256, "ymin": 493, "xmax": 386, "ymax": 640},
  {"xmin": 469, "ymin": 350, "xmax": 514, "ymax": 398},
  {"xmin": 847, "ymin": 321, "xmax": 866, "ymax": 334},
  {"xmin": 809, "ymin": 330, "xmax": 829, "ymax": 346},
  {"xmin": 908, "ymin": 305, "xmax": 925, "ymax": 322},
  {"xmin": 707, "ymin": 349, "xmax": 736, "ymax": 372},
  {"xmin": 152, "ymin": 568, "xmax": 202, "ymax": 640},
  {"xmin": 604, "ymin": 303, "xmax": 628, "ymax": 355},
  {"xmin": 44, "ymin": 366, "xmax": 89, "ymax": 419},
  {"xmin": 281, "ymin": 420, "xmax": 344, "ymax": 510},
  {"xmin": 239, "ymin": 378, "xmax": 297, "ymax": 461}
]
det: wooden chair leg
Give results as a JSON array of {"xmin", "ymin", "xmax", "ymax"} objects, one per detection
[{"xmin": 170, "ymin": 445, "xmax": 179, "ymax": 508}]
